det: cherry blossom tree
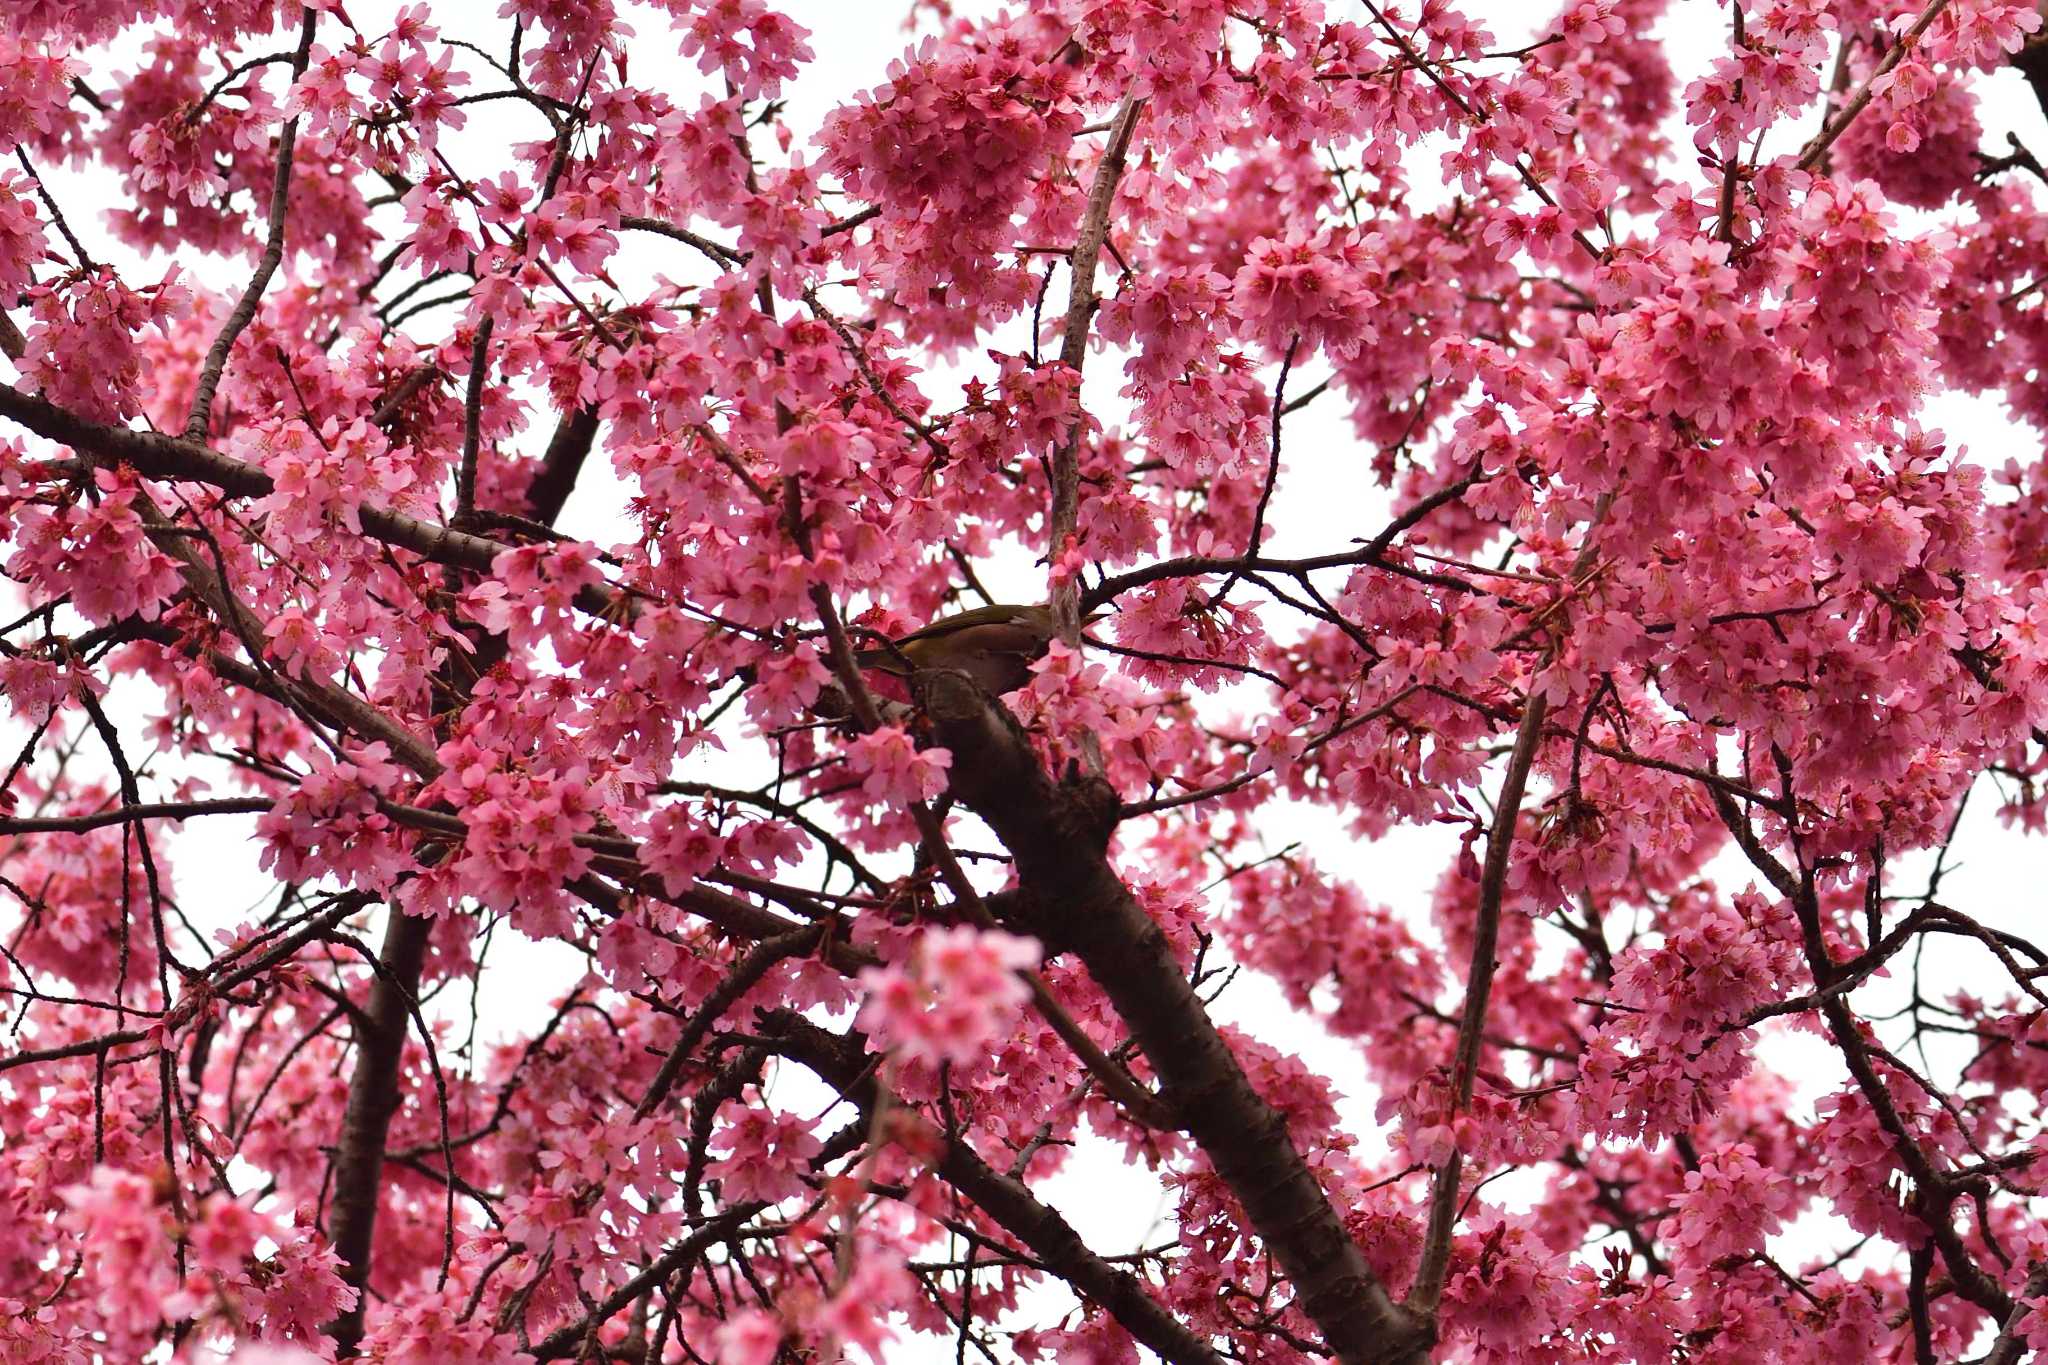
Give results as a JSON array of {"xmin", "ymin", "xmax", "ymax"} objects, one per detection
[{"xmin": 9, "ymin": 0, "xmax": 2048, "ymax": 1359}]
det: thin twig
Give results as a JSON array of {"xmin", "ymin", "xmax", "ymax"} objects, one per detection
[
  {"xmin": 1049, "ymin": 96, "xmax": 1145, "ymax": 645},
  {"xmin": 184, "ymin": 17, "xmax": 317, "ymax": 439},
  {"xmin": 1797, "ymin": 0, "xmax": 1953, "ymax": 172},
  {"xmin": 1407, "ymin": 493, "xmax": 1610, "ymax": 1316}
]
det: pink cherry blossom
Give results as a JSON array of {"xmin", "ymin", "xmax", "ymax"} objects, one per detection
[
  {"xmin": 858, "ymin": 925, "xmax": 1039, "ymax": 1069},
  {"xmin": 3, "ymin": 2, "xmax": 2048, "ymax": 1360}
]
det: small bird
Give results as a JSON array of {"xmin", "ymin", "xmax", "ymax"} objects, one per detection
[{"xmin": 817, "ymin": 603, "xmax": 1083, "ymax": 715}]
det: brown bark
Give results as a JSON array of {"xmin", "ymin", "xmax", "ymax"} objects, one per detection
[
  {"xmin": 916, "ymin": 670, "xmax": 1430, "ymax": 1364},
  {"xmin": 320, "ymin": 909, "xmax": 434, "ymax": 1356},
  {"xmin": 765, "ymin": 1013, "xmax": 1229, "ymax": 1365},
  {"xmin": 0, "ymin": 382, "xmax": 625, "ymax": 621},
  {"xmin": 526, "ymin": 406, "xmax": 601, "ymax": 527}
]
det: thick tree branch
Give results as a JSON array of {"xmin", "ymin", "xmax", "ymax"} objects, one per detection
[
  {"xmin": 1408, "ymin": 495, "xmax": 1608, "ymax": 1325},
  {"xmin": 524, "ymin": 405, "xmax": 601, "ymax": 526},
  {"xmin": 0, "ymin": 381, "xmax": 626, "ymax": 621},
  {"xmin": 320, "ymin": 909, "xmax": 433, "ymax": 1357},
  {"xmin": 764, "ymin": 1012, "xmax": 1229, "ymax": 1365},
  {"xmin": 917, "ymin": 670, "xmax": 1429, "ymax": 1363},
  {"xmin": 1984, "ymin": 1263, "xmax": 2048, "ymax": 1365},
  {"xmin": 2013, "ymin": 19, "xmax": 2048, "ymax": 123}
]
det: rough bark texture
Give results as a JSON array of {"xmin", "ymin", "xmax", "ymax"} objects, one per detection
[
  {"xmin": 320, "ymin": 910, "xmax": 434, "ymax": 1357},
  {"xmin": 916, "ymin": 669, "xmax": 1431, "ymax": 1364}
]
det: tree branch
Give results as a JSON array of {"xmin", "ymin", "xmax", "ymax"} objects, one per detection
[
  {"xmin": 917, "ymin": 670, "xmax": 1429, "ymax": 1363},
  {"xmin": 1984, "ymin": 1263, "xmax": 2048, "ymax": 1365},
  {"xmin": 0, "ymin": 798, "xmax": 272, "ymax": 835},
  {"xmin": 0, "ymin": 381, "xmax": 626, "ymax": 622},
  {"xmin": 763, "ymin": 1013, "xmax": 1228, "ymax": 1365},
  {"xmin": 1407, "ymin": 494, "xmax": 1608, "ymax": 1324},
  {"xmin": 524, "ymin": 405, "xmax": 601, "ymax": 526},
  {"xmin": 1050, "ymin": 97, "xmax": 1144, "ymax": 643},
  {"xmin": 320, "ymin": 908, "xmax": 433, "ymax": 1358},
  {"xmin": 1797, "ymin": 0, "xmax": 1953, "ymax": 172},
  {"xmin": 185, "ymin": 15, "xmax": 317, "ymax": 440}
]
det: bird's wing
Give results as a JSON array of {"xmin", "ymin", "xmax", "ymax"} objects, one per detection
[
  {"xmin": 892, "ymin": 604, "xmax": 1039, "ymax": 645},
  {"xmin": 900, "ymin": 620, "xmax": 1047, "ymax": 666}
]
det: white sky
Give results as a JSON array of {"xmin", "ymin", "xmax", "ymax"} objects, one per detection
[{"xmin": 12, "ymin": 1, "xmax": 2048, "ymax": 1358}]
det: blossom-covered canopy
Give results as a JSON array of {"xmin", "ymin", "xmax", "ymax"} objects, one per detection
[{"xmin": 5, "ymin": 0, "xmax": 2048, "ymax": 1361}]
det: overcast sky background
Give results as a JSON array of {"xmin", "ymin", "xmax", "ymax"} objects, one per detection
[{"xmin": 12, "ymin": 2, "xmax": 2048, "ymax": 1358}]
